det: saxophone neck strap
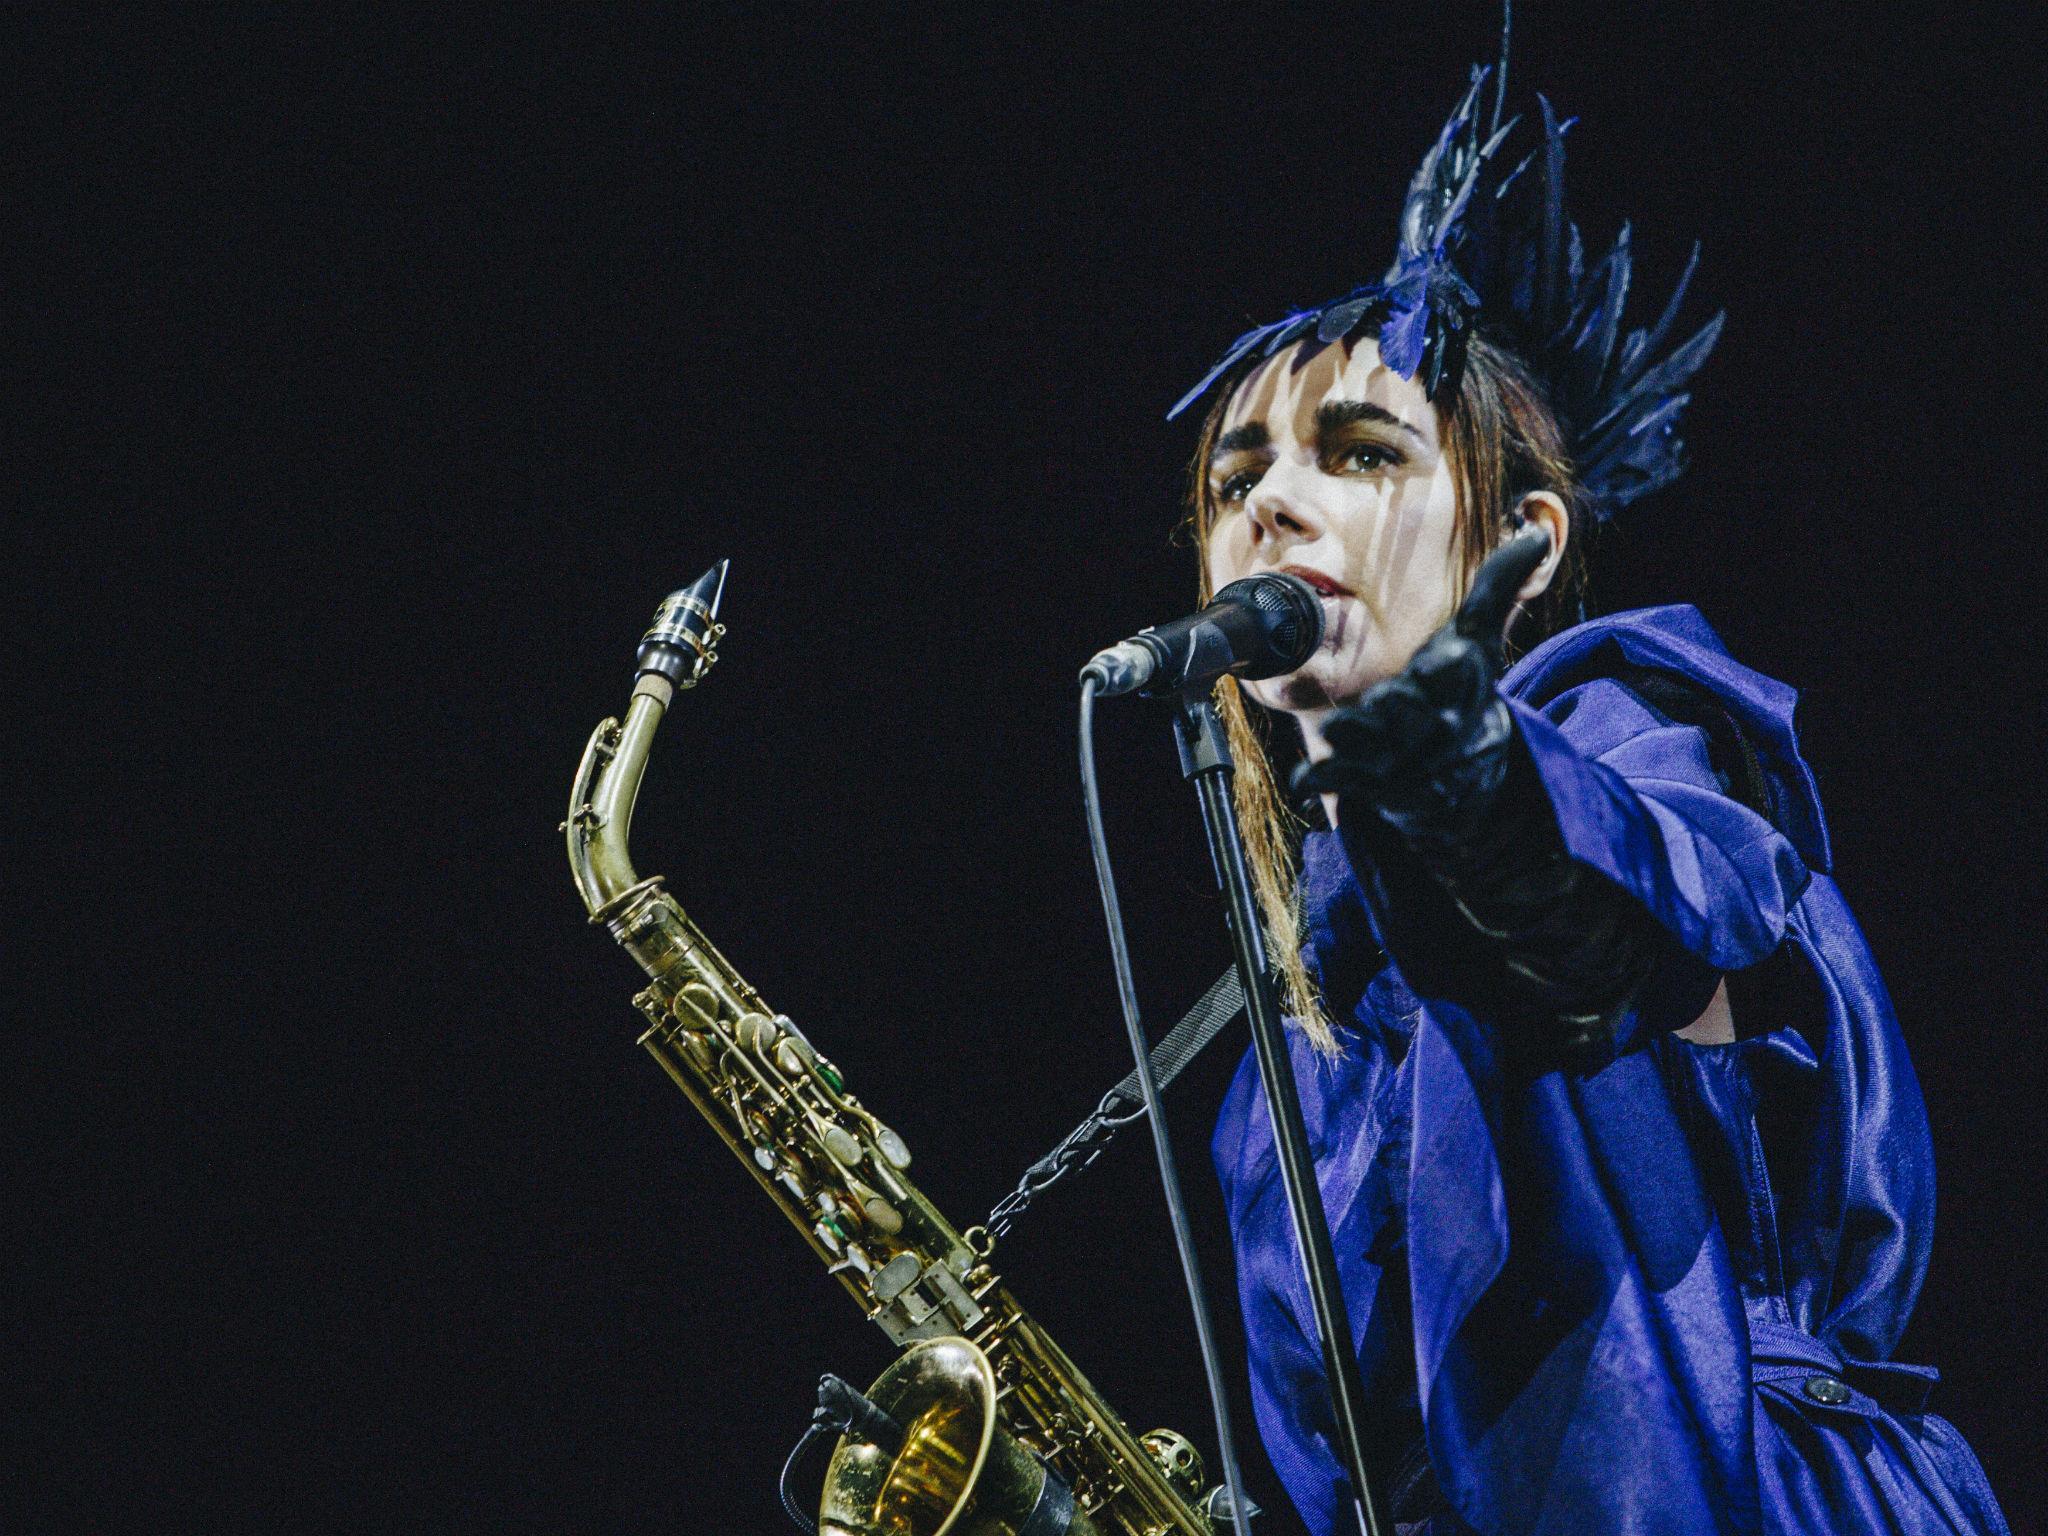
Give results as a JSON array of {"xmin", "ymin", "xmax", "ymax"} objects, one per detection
[
  {"xmin": 1105, "ymin": 965, "xmax": 1248, "ymax": 1114},
  {"xmin": 986, "ymin": 966, "xmax": 1247, "ymax": 1238}
]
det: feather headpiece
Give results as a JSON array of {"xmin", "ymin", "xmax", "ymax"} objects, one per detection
[{"xmin": 1169, "ymin": 57, "xmax": 1723, "ymax": 519}]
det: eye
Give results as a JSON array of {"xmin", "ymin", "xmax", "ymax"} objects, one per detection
[
  {"xmin": 1215, "ymin": 467, "xmax": 1264, "ymax": 506},
  {"xmin": 1330, "ymin": 441, "xmax": 1402, "ymax": 474}
]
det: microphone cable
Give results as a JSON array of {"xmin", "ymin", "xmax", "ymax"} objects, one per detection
[{"xmin": 1078, "ymin": 675, "xmax": 1256, "ymax": 1532}]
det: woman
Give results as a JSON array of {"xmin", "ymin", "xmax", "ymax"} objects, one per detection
[{"xmin": 1174, "ymin": 68, "xmax": 2012, "ymax": 1536}]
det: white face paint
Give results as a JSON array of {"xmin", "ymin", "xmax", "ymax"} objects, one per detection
[{"xmin": 1203, "ymin": 335, "xmax": 1465, "ymax": 723}]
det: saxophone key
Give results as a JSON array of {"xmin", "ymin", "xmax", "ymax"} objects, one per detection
[
  {"xmin": 772, "ymin": 1156, "xmax": 810, "ymax": 1204},
  {"xmin": 670, "ymin": 981, "xmax": 722, "ymax": 1032},
  {"xmin": 821, "ymin": 1123, "xmax": 865, "ymax": 1167},
  {"xmin": 734, "ymin": 1010, "xmax": 780, "ymax": 1054},
  {"xmin": 771, "ymin": 1012, "xmax": 814, "ymax": 1049},
  {"xmin": 827, "ymin": 1243, "xmax": 875, "ymax": 1280},
  {"xmin": 860, "ymin": 1194, "xmax": 905, "ymax": 1235},
  {"xmin": 874, "ymin": 1125, "xmax": 913, "ymax": 1169},
  {"xmin": 664, "ymin": 1022, "xmax": 716, "ymax": 1073}
]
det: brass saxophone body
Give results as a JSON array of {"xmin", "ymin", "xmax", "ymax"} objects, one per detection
[{"xmin": 565, "ymin": 566, "xmax": 1217, "ymax": 1536}]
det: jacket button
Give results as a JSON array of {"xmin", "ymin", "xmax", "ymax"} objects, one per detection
[{"xmin": 1802, "ymin": 1375, "xmax": 1851, "ymax": 1405}]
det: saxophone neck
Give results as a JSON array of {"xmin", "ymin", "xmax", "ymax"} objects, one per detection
[
  {"xmin": 567, "ymin": 681, "xmax": 668, "ymax": 916},
  {"xmin": 566, "ymin": 560, "xmax": 729, "ymax": 918}
]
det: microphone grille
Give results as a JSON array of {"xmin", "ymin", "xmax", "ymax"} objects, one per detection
[{"xmin": 1217, "ymin": 572, "xmax": 1325, "ymax": 677}]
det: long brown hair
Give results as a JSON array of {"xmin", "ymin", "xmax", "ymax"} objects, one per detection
[{"xmin": 1180, "ymin": 334, "xmax": 1591, "ymax": 1052}]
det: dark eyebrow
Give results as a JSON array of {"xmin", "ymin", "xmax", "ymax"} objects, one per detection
[
  {"xmin": 1211, "ymin": 421, "xmax": 1269, "ymax": 459},
  {"xmin": 1315, "ymin": 399, "xmax": 1424, "ymax": 442}
]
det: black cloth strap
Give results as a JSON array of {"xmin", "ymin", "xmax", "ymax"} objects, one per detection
[
  {"xmin": 986, "ymin": 967, "xmax": 1245, "ymax": 1238},
  {"xmin": 1105, "ymin": 965, "xmax": 1247, "ymax": 1113}
]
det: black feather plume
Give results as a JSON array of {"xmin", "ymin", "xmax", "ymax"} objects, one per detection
[{"xmin": 1168, "ymin": 44, "xmax": 1721, "ymax": 521}]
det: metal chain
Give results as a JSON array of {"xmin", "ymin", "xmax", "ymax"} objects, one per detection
[
  {"xmin": 985, "ymin": 1083, "xmax": 1149, "ymax": 1239},
  {"xmin": 986, "ymin": 965, "xmax": 1252, "ymax": 1239}
]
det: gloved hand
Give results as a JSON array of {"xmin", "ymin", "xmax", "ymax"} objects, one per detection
[
  {"xmin": 1293, "ymin": 528, "xmax": 1657, "ymax": 1070},
  {"xmin": 1291, "ymin": 528, "xmax": 1551, "ymax": 847}
]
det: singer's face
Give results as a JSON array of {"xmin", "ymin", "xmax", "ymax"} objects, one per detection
[{"xmin": 1204, "ymin": 335, "xmax": 1462, "ymax": 715}]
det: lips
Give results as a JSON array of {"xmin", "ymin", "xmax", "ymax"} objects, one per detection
[{"xmin": 1280, "ymin": 565, "xmax": 1353, "ymax": 599}]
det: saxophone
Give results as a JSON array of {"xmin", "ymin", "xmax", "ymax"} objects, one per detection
[{"xmin": 565, "ymin": 564, "xmax": 1226, "ymax": 1536}]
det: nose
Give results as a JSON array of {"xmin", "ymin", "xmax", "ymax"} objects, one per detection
[{"xmin": 1243, "ymin": 457, "xmax": 1324, "ymax": 552}]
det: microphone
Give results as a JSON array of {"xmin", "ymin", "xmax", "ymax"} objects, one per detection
[{"xmin": 1082, "ymin": 573, "xmax": 1325, "ymax": 697}]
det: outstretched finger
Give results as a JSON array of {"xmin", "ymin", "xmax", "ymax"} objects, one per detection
[
  {"xmin": 1408, "ymin": 631, "xmax": 1493, "ymax": 715},
  {"xmin": 1454, "ymin": 528, "xmax": 1552, "ymax": 651}
]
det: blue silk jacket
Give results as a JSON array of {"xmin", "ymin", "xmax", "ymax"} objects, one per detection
[{"xmin": 1212, "ymin": 606, "xmax": 2010, "ymax": 1536}]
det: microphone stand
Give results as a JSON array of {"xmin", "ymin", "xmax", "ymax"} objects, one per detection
[{"xmin": 1172, "ymin": 689, "xmax": 1389, "ymax": 1536}]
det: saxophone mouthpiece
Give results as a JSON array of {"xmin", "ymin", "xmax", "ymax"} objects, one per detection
[{"xmin": 636, "ymin": 559, "xmax": 729, "ymax": 691}]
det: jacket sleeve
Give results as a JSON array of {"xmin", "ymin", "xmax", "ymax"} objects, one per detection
[{"xmin": 1337, "ymin": 674, "xmax": 1813, "ymax": 1060}]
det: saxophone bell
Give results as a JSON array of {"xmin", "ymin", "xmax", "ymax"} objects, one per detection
[{"xmin": 812, "ymin": 1339, "xmax": 1102, "ymax": 1536}]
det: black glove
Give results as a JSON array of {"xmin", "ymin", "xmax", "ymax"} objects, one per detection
[
  {"xmin": 1292, "ymin": 529, "xmax": 1549, "ymax": 843},
  {"xmin": 1294, "ymin": 530, "xmax": 1657, "ymax": 1068}
]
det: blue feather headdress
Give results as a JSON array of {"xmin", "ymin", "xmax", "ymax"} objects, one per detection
[{"xmin": 1168, "ymin": 63, "xmax": 1723, "ymax": 519}]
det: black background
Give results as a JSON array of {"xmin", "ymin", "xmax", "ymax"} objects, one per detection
[{"xmin": 18, "ymin": 4, "xmax": 2047, "ymax": 1532}]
